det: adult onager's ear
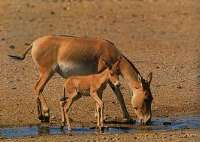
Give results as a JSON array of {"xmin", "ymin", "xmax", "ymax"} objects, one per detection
[
  {"xmin": 112, "ymin": 59, "xmax": 121, "ymax": 74},
  {"xmin": 138, "ymin": 74, "xmax": 143, "ymax": 87},
  {"xmin": 147, "ymin": 72, "xmax": 153, "ymax": 84},
  {"xmin": 112, "ymin": 59, "xmax": 120, "ymax": 69}
]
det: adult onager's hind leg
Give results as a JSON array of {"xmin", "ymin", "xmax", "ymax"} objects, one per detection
[
  {"xmin": 109, "ymin": 82, "xmax": 130, "ymax": 121},
  {"xmin": 34, "ymin": 70, "xmax": 54, "ymax": 122},
  {"xmin": 60, "ymin": 99, "xmax": 66, "ymax": 128}
]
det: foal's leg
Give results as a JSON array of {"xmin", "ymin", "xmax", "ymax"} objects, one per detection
[
  {"xmin": 95, "ymin": 103, "xmax": 100, "ymax": 127},
  {"xmin": 97, "ymin": 89, "xmax": 104, "ymax": 127},
  {"xmin": 90, "ymin": 91, "xmax": 104, "ymax": 129},
  {"xmin": 63, "ymin": 99, "xmax": 72, "ymax": 131},
  {"xmin": 63, "ymin": 91, "xmax": 79, "ymax": 130},
  {"xmin": 109, "ymin": 81, "xmax": 130, "ymax": 121},
  {"xmin": 95, "ymin": 89, "xmax": 103, "ymax": 126},
  {"xmin": 60, "ymin": 87, "xmax": 68, "ymax": 127},
  {"xmin": 34, "ymin": 69, "xmax": 54, "ymax": 122}
]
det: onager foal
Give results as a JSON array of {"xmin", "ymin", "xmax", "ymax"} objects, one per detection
[{"xmin": 60, "ymin": 61, "xmax": 120, "ymax": 130}]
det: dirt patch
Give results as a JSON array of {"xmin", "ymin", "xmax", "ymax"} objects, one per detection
[
  {"xmin": 0, "ymin": 0, "xmax": 200, "ymax": 141},
  {"xmin": 2, "ymin": 129, "xmax": 200, "ymax": 142}
]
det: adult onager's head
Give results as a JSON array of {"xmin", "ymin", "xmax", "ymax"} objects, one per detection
[
  {"xmin": 119, "ymin": 56, "xmax": 153, "ymax": 125},
  {"xmin": 131, "ymin": 73, "xmax": 153, "ymax": 125}
]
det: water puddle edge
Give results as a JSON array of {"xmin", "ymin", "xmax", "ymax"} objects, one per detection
[{"xmin": 0, "ymin": 115, "xmax": 200, "ymax": 138}]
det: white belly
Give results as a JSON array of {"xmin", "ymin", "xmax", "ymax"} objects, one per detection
[{"xmin": 57, "ymin": 61, "xmax": 97, "ymax": 78}]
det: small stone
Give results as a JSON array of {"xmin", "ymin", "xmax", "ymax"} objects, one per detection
[
  {"xmin": 67, "ymin": 133, "xmax": 73, "ymax": 136},
  {"xmin": 29, "ymin": 18, "xmax": 35, "ymax": 22},
  {"xmin": 163, "ymin": 122, "xmax": 171, "ymax": 125},
  {"xmin": 177, "ymin": 85, "xmax": 182, "ymax": 89},
  {"xmin": 50, "ymin": 11, "xmax": 55, "ymax": 15},
  {"xmin": 24, "ymin": 42, "xmax": 30, "ymax": 46},
  {"xmin": 98, "ymin": 15, "xmax": 104, "ymax": 19},
  {"xmin": 9, "ymin": 45, "xmax": 15, "ymax": 49},
  {"xmin": 131, "ymin": 14, "xmax": 137, "ymax": 17}
]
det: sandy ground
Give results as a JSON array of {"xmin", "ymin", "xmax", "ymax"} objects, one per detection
[
  {"xmin": 0, "ymin": 129, "xmax": 200, "ymax": 142},
  {"xmin": 0, "ymin": 0, "xmax": 200, "ymax": 141}
]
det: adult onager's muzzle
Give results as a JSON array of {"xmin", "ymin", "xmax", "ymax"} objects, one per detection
[{"xmin": 140, "ymin": 114, "xmax": 151, "ymax": 125}]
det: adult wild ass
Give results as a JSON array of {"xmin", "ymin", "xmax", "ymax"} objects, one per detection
[
  {"xmin": 8, "ymin": 35, "xmax": 153, "ymax": 125},
  {"xmin": 60, "ymin": 61, "xmax": 120, "ymax": 130}
]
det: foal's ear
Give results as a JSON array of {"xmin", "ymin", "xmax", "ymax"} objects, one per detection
[{"xmin": 147, "ymin": 72, "xmax": 153, "ymax": 84}]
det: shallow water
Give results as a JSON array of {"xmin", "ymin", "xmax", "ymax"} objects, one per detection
[{"xmin": 0, "ymin": 115, "xmax": 200, "ymax": 138}]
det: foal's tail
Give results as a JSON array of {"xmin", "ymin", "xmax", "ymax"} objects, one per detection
[{"xmin": 8, "ymin": 44, "xmax": 33, "ymax": 60}]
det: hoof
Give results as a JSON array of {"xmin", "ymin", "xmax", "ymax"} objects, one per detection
[
  {"xmin": 42, "ymin": 115, "xmax": 50, "ymax": 123},
  {"xmin": 42, "ymin": 111, "xmax": 50, "ymax": 122},
  {"xmin": 98, "ymin": 127, "xmax": 104, "ymax": 133},
  {"xmin": 61, "ymin": 125, "xmax": 65, "ymax": 129},
  {"xmin": 38, "ymin": 115, "xmax": 50, "ymax": 123},
  {"xmin": 61, "ymin": 122, "xmax": 65, "ymax": 128},
  {"xmin": 38, "ymin": 115, "xmax": 44, "ymax": 121},
  {"xmin": 122, "ymin": 118, "xmax": 136, "ymax": 124}
]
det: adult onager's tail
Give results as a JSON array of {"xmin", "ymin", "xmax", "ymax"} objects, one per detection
[{"xmin": 8, "ymin": 45, "xmax": 32, "ymax": 60}]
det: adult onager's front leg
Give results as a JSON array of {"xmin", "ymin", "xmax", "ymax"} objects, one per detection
[
  {"xmin": 109, "ymin": 82, "xmax": 130, "ymax": 121},
  {"xmin": 34, "ymin": 69, "xmax": 54, "ymax": 122}
]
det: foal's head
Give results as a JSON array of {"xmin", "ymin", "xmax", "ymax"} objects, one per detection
[{"xmin": 107, "ymin": 60, "xmax": 121, "ymax": 87}]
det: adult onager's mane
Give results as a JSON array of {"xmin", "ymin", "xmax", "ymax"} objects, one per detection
[{"xmin": 121, "ymin": 55, "xmax": 141, "ymax": 76}]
